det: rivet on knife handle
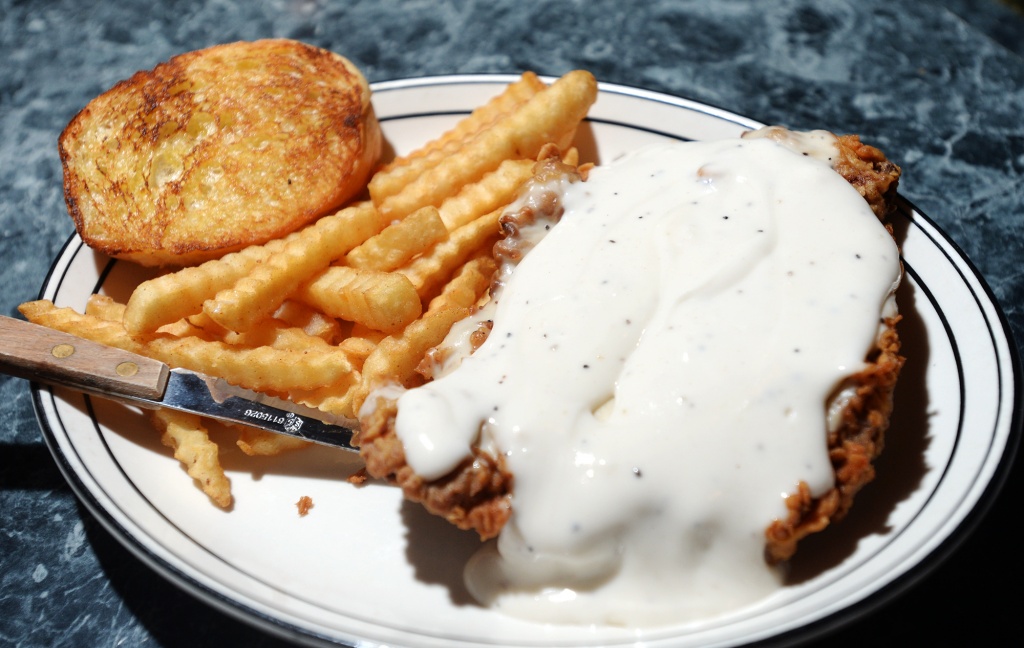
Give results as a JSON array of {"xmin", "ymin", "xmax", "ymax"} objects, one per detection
[{"xmin": 0, "ymin": 314, "xmax": 169, "ymax": 400}]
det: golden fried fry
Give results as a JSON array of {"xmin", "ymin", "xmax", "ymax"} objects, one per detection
[
  {"xmin": 95, "ymin": 293, "xmax": 214, "ymax": 339},
  {"xmin": 21, "ymin": 300, "xmax": 355, "ymax": 392},
  {"xmin": 285, "ymin": 373, "xmax": 362, "ymax": 420},
  {"xmin": 338, "ymin": 324, "xmax": 386, "ymax": 367},
  {"xmin": 376, "ymin": 70, "xmax": 597, "ymax": 221},
  {"xmin": 123, "ymin": 232, "xmax": 298, "ymax": 337},
  {"xmin": 85, "ymin": 293, "xmax": 127, "ymax": 322},
  {"xmin": 272, "ymin": 300, "xmax": 345, "ymax": 343},
  {"xmin": 149, "ymin": 334, "xmax": 354, "ymax": 393},
  {"xmin": 352, "ymin": 305, "xmax": 471, "ymax": 413},
  {"xmin": 202, "ymin": 201, "xmax": 386, "ymax": 333},
  {"xmin": 296, "ymin": 266, "xmax": 422, "ymax": 334},
  {"xmin": 369, "ymin": 72, "xmax": 545, "ymax": 202},
  {"xmin": 345, "ymin": 206, "xmax": 448, "ymax": 271},
  {"xmin": 151, "ymin": 409, "xmax": 232, "ymax": 508},
  {"xmin": 222, "ymin": 321, "xmax": 334, "ymax": 352},
  {"xmin": 183, "ymin": 311, "xmax": 232, "ymax": 339},
  {"xmin": 236, "ymin": 427, "xmax": 312, "ymax": 456},
  {"xmin": 426, "ymin": 254, "xmax": 498, "ymax": 313},
  {"xmin": 437, "ymin": 158, "xmax": 534, "ymax": 230},
  {"xmin": 397, "ymin": 71, "xmax": 545, "ymax": 165},
  {"xmin": 21, "ymin": 299, "xmax": 144, "ymax": 351},
  {"xmin": 399, "ymin": 207, "xmax": 503, "ymax": 299},
  {"xmin": 337, "ymin": 336, "xmax": 378, "ymax": 366}
]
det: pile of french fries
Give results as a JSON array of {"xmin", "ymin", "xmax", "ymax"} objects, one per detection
[{"xmin": 20, "ymin": 70, "xmax": 598, "ymax": 508}]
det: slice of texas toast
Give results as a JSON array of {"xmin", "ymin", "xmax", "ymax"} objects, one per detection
[{"xmin": 59, "ymin": 39, "xmax": 382, "ymax": 266}]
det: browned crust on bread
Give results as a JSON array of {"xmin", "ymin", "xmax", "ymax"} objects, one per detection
[
  {"xmin": 59, "ymin": 39, "xmax": 381, "ymax": 266},
  {"xmin": 357, "ymin": 395, "xmax": 513, "ymax": 539}
]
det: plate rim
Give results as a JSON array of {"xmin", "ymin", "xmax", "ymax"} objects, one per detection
[{"xmin": 29, "ymin": 73, "xmax": 1024, "ymax": 648}]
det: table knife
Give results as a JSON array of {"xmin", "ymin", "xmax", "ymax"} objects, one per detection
[{"xmin": 0, "ymin": 314, "xmax": 359, "ymax": 451}]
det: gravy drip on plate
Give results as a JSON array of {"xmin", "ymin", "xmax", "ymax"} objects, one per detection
[{"xmin": 388, "ymin": 135, "xmax": 901, "ymax": 625}]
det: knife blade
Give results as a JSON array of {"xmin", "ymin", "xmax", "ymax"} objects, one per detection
[{"xmin": 0, "ymin": 314, "xmax": 359, "ymax": 451}]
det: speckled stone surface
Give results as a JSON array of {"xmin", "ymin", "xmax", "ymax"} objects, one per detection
[{"xmin": 1, "ymin": 1, "xmax": 1021, "ymax": 646}]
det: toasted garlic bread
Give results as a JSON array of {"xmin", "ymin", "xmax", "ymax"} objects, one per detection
[{"xmin": 59, "ymin": 39, "xmax": 382, "ymax": 266}]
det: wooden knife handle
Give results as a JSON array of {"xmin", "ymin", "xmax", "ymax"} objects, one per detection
[{"xmin": 0, "ymin": 314, "xmax": 169, "ymax": 401}]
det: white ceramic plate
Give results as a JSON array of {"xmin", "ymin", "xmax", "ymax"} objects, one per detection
[{"xmin": 33, "ymin": 76, "xmax": 1021, "ymax": 647}]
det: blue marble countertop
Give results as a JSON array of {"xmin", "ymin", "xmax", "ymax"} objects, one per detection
[{"xmin": 2, "ymin": 1, "xmax": 1021, "ymax": 646}]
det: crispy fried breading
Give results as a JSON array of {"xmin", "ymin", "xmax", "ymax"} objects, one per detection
[
  {"xmin": 833, "ymin": 134, "xmax": 902, "ymax": 220},
  {"xmin": 765, "ymin": 317, "xmax": 904, "ymax": 563},
  {"xmin": 357, "ymin": 395, "xmax": 512, "ymax": 539}
]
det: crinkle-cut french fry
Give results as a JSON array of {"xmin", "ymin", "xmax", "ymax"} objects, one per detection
[
  {"xmin": 396, "ymin": 71, "xmax": 545, "ymax": 166},
  {"xmin": 376, "ymin": 70, "xmax": 597, "ymax": 221},
  {"xmin": 20, "ymin": 300, "xmax": 355, "ymax": 392},
  {"xmin": 86, "ymin": 294, "xmax": 126, "ymax": 322},
  {"xmin": 369, "ymin": 72, "xmax": 546, "ymax": 203},
  {"xmin": 286, "ymin": 373, "xmax": 362, "ymax": 420},
  {"xmin": 437, "ymin": 158, "xmax": 534, "ymax": 231},
  {"xmin": 338, "ymin": 336, "xmax": 378, "ymax": 367},
  {"xmin": 345, "ymin": 206, "xmax": 448, "ymax": 271},
  {"xmin": 184, "ymin": 311, "xmax": 232, "ymax": 339},
  {"xmin": 123, "ymin": 232, "xmax": 298, "ymax": 337},
  {"xmin": 20, "ymin": 299, "xmax": 144, "ymax": 351},
  {"xmin": 272, "ymin": 299, "xmax": 344, "ymax": 343},
  {"xmin": 223, "ymin": 321, "xmax": 334, "ymax": 352},
  {"xmin": 93, "ymin": 293, "xmax": 215, "ymax": 340},
  {"xmin": 302, "ymin": 390, "xmax": 359, "ymax": 420},
  {"xmin": 151, "ymin": 409, "xmax": 232, "ymax": 508},
  {"xmin": 352, "ymin": 306, "xmax": 471, "ymax": 414},
  {"xmin": 269, "ymin": 327, "xmax": 333, "ymax": 353},
  {"xmin": 143, "ymin": 335, "xmax": 354, "ymax": 393},
  {"xmin": 236, "ymin": 428, "xmax": 312, "ymax": 456},
  {"xmin": 158, "ymin": 317, "xmax": 220, "ymax": 340},
  {"xmin": 297, "ymin": 266, "xmax": 422, "ymax": 334},
  {"xmin": 340, "ymin": 324, "xmax": 386, "ymax": 367},
  {"xmin": 203, "ymin": 201, "xmax": 386, "ymax": 333},
  {"xmin": 349, "ymin": 322, "xmax": 388, "ymax": 341},
  {"xmin": 399, "ymin": 207, "xmax": 503, "ymax": 299},
  {"xmin": 152, "ymin": 311, "xmax": 223, "ymax": 340},
  {"xmin": 426, "ymin": 254, "xmax": 498, "ymax": 313}
]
